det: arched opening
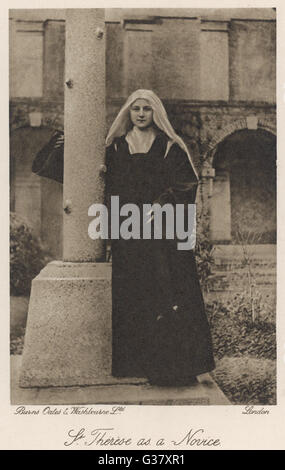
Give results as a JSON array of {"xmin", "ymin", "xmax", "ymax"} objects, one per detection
[{"xmin": 211, "ymin": 128, "xmax": 276, "ymax": 244}]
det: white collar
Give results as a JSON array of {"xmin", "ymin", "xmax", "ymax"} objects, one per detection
[{"xmin": 125, "ymin": 126, "xmax": 158, "ymax": 155}]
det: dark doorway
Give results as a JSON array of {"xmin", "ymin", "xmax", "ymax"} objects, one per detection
[{"xmin": 212, "ymin": 129, "xmax": 276, "ymax": 244}]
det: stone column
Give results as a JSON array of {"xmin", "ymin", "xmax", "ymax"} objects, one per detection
[
  {"xmin": 63, "ymin": 10, "xmax": 105, "ymax": 262},
  {"xmin": 200, "ymin": 164, "xmax": 215, "ymax": 217},
  {"xmin": 210, "ymin": 171, "xmax": 231, "ymax": 242},
  {"xmin": 19, "ymin": 9, "xmax": 113, "ymax": 387}
]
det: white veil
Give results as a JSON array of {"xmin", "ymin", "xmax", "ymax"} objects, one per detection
[{"xmin": 105, "ymin": 89, "xmax": 198, "ymax": 180}]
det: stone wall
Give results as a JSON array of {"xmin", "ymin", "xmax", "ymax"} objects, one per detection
[
  {"xmin": 9, "ymin": 12, "xmax": 276, "ymax": 256},
  {"xmin": 10, "ymin": 9, "xmax": 276, "ymax": 103},
  {"xmin": 156, "ymin": 101, "xmax": 276, "ymax": 171},
  {"xmin": 11, "ymin": 15, "xmax": 276, "ymax": 103},
  {"xmin": 10, "ymin": 15, "xmax": 276, "ymax": 145},
  {"xmin": 105, "ymin": 17, "xmax": 276, "ymax": 103},
  {"xmin": 229, "ymin": 20, "xmax": 276, "ymax": 102}
]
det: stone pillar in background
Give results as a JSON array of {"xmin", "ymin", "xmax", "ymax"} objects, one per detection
[
  {"xmin": 43, "ymin": 20, "xmax": 65, "ymax": 101},
  {"xmin": 210, "ymin": 171, "xmax": 231, "ymax": 242},
  {"xmin": 124, "ymin": 20, "xmax": 154, "ymax": 95},
  {"xmin": 200, "ymin": 164, "xmax": 215, "ymax": 215},
  {"xmin": 19, "ymin": 9, "xmax": 112, "ymax": 387}
]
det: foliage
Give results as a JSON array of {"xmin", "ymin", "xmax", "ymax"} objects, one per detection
[
  {"xmin": 10, "ymin": 212, "xmax": 50, "ymax": 296},
  {"xmin": 213, "ymin": 356, "xmax": 276, "ymax": 405},
  {"xmin": 223, "ymin": 289, "xmax": 275, "ymax": 324},
  {"xmin": 10, "ymin": 326, "xmax": 25, "ymax": 355},
  {"xmin": 207, "ymin": 301, "xmax": 276, "ymax": 360},
  {"xmin": 230, "ymin": 228, "xmax": 276, "ymax": 322},
  {"xmin": 195, "ymin": 211, "xmax": 215, "ymax": 292},
  {"xmin": 206, "ymin": 226, "xmax": 276, "ymax": 405}
]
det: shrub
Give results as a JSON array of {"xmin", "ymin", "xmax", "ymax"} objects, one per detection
[
  {"xmin": 213, "ymin": 356, "xmax": 276, "ymax": 405},
  {"xmin": 207, "ymin": 301, "xmax": 276, "ymax": 360},
  {"xmin": 217, "ymin": 289, "xmax": 275, "ymax": 324},
  {"xmin": 10, "ymin": 326, "xmax": 25, "ymax": 355},
  {"xmin": 195, "ymin": 213, "xmax": 215, "ymax": 292},
  {"xmin": 195, "ymin": 236, "xmax": 215, "ymax": 291},
  {"xmin": 10, "ymin": 212, "xmax": 50, "ymax": 296}
]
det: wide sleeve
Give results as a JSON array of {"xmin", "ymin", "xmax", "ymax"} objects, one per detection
[
  {"xmin": 154, "ymin": 143, "xmax": 198, "ymax": 206},
  {"xmin": 32, "ymin": 130, "xmax": 64, "ymax": 184}
]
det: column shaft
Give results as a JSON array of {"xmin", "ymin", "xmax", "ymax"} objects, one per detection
[{"xmin": 63, "ymin": 9, "xmax": 105, "ymax": 261}]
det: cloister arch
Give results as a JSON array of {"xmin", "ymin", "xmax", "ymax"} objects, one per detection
[
  {"xmin": 206, "ymin": 123, "xmax": 276, "ymax": 244},
  {"xmin": 203, "ymin": 116, "xmax": 276, "ymax": 165}
]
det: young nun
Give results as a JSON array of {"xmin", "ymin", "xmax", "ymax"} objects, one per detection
[{"xmin": 106, "ymin": 89, "xmax": 215, "ymax": 385}]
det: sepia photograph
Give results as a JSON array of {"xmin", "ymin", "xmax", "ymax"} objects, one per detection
[{"xmin": 8, "ymin": 5, "xmax": 277, "ymax": 414}]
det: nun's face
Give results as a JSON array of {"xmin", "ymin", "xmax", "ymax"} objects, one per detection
[{"xmin": 129, "ymin": 99, "xmax": 154, "ymax": 129}]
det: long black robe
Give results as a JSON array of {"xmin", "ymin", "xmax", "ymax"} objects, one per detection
[{"xmin": 106, "ymin": 132, "xmax": 215, "ymax": 379}]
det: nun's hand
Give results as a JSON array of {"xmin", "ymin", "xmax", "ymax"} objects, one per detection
[{"xmin": 99, "ymin": 164, "xmax": 107, "ymax": 176}]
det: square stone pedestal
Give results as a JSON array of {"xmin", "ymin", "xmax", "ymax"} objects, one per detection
[{"xmin": 19, "ymin": 261, "xmax": 112, "ymax": 387}]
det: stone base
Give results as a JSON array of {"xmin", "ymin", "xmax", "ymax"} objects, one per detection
[
  {"xmin": 19, "ymin": 261, "xmax": 112, "ymax": 388},
  {"xmin": 12, "ymin": 356, "xmax": 230, "ymax": 405}
]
